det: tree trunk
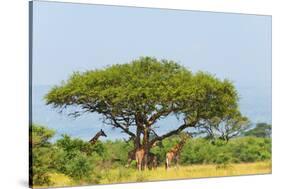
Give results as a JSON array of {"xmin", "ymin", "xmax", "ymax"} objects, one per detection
[
  {"xmin": 143, "ymin": 127, "xmax": 150, "ymax": 170},
  {"xmin": 135, "ymin": 125, "xmax": 141, "ymax": 149},
  {"xmin": 134, "ymin": 113, "xmax": 143, "ymax": 150}
]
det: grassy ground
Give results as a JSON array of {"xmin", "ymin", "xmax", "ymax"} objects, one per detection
[
  {"xmin": 37, "ymin": 161, "xmax": 271, "ymax": 188},
  {"xmin": 98, "ymin": 161, "xmax": 271, "ymax": 184}
]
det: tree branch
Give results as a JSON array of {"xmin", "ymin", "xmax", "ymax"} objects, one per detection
[
  {"xmin": 149, "ymin": 122, "xmax": 195, "ymax": 146},
  {"xmin": 149, "ymin": 128, "xmax": 159, "ymax": 138},
  {"xmin": 147, "ymin": 109, "xmax": 173, "ymax": 126},
  {"xmin": 104, "ymin": 113, "xmax": 136, "ymax": 138}
]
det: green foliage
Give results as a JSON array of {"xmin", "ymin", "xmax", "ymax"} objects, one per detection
[
  {"xmin": 231, "ymin": 137, "xmax": 272, "ymax": 162},
  {"xmin": 243, "ymin": 122, "xmax": 272, "ymax": 138},
  {"xmin": 31, "ymin": 124, "xmax": 271, "ymax": 187},
  {"xmin": 215, "ymin": 153, "xmax": 232, "ymax": 169},
  {"xmin": 31, "ymin": 123, "xmax": 55, "ymax": 147},
  {"xmin": 44, "ymin": 57, "xmax": 244, "ymax": 147},
  {"xmin": 56, "ymin": 134, "xmax": 105, "ymax": 156},
  {"xmin": 45, "ymin": 57, "xmax": 192, "ymax": 114},
  {"xmin": 53, "ymin": 135, "xmax": 104, "ymax": 181},
  {"xmin": 32, "ymin": 147, "xmax": 54, "ymax": 186},
  {"xmin": 102, "ymin": 140, "xmax": 134, "ymax": 166},
  {"xmin": 180, "ymin": 137, "xmax": 271, "ymax": 165},
  {"xmin": 151, "ymin": 136, "xmax": 180, "ymax": 164},
  {"xmin": 64, "ymin": 152, "xmax": 92, "ymax": 181},
  {"xmin": 31, "ymin": 125, "xmax": 106, "ymax": 185},
  {"xmin": 31, "ymin": 124, "xmax": 55, "ymax": 186},
  {"xmin": 202, "ymin": 112, "xmax": 250, "ymax": 142}
]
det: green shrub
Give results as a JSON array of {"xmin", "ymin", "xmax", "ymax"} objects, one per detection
[
  {"xmin": 215, "ymin": 153, "xmax": 232, "ymax": 168},
  {"xmin": 180, "ymin": 137, "xmax": 271, "ymax": 165},
  {"xmin": 64, "ymin": 152, "xmax": 92, "ymax": 181},
  {"xmin": 30, "ymin": 124, "xmax": 55, "ymax": 186},
  {"xmin": 53, "ymin": 135, "xmax": 102, "ymax": 180},
  {"xmin": 32, "ymin": 147, "xmax": 53, "ymax": 186},
  {"xmin": 30, "ymin": 124, "xmax": 271, "ymax": 187},
  {"xmin": 102, "ymin": 140, "xmax": 134, "ymax": 166}
]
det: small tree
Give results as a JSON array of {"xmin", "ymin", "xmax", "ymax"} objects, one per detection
[
  {"xmin": 243, "ymin": 122, "xmax": 272, "ymax": 138},
  {"xmin": 45, "ymin": 57, "xmax": 245, "ymax": 169},
  {"xmin": 199, "ymin": 112, "xmax": 250, "ymax": 142}
]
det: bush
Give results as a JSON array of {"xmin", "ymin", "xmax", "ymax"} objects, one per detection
[
  {"xmin": 180, "ymin": 137, "xmax": 271, "ymax": 165},
  {"xmin": 231, "ymin": 137, "xmax": 271, "ymax": 162},
  {"xmin": 31, "ymin": 126, "xmax": 106, "ymax": 186},
  {"xmin": 64, "ymin": 152, "xmax": 92, "ymax": 181},
  {"xmin": 32, "ymin": 147, "xmax": 53, "ymax": 186},
  {"xmin": 215, "ymin": 153, "xmax": 232, "ymax": 169},
  {"xmin": 102, "ymin": 140, "xmax": 134, "ymax": 167},
  {"xmin": 30, "ymin": 124, "xmax": 271, "ymax": 187},
  {"xmin": 30, "ymin": 124, "xmax": 55, "ymax": 186},
  {"xmin": 53, "ymin": 135, "xmax": 102, "ymax": 181}
]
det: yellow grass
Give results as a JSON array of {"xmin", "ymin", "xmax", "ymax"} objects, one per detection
[
  {"xmin": 33, "ymin": 173, "xmax": 74, "ymax": 188},
  {"xmin": 99, "ymin": 161, "xmax": 271, "ymax": 184},
  {"xmin": 34, "ymin": 161, "xmax": 271, "ymax": 188}
]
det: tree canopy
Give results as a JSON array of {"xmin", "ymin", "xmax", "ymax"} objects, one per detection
[{"xmin": 45, "ymin": 57, "xmax": 248, "ymax": 168}]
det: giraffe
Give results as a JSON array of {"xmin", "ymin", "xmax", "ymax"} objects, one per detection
[
  {"xmin": 135, "ymin": 147, "xmax": 145, "ymax": 171},
  {"xmin": 125, "ymin": 149, "xmax": 136, "ymax": 168},
  {"xmin": 130, "ymin": 146, "xmax": 158, "ymax": 171},
  {"xmin": 125, "ymin": 134, "xmax": 160, "ymax": 170},
  {"xmin": 89, "ymin": 129, "xmax": 107, "ymax": 145},
  {"xmin": 148, "ymin": 152, "xmax": 158, "ymax": 170},
  {"xmin": 165, "ymin": 134, "xmax": 189, "ymax": 170}
]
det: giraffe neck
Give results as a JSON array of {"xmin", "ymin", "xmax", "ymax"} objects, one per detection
[
  {"xmin": 170, "ymin": 139, "xmax": 186, "ymax": 154},
  {"xmin": 90, "ymin": 132, "xmax": 102, "ymax": 144}
]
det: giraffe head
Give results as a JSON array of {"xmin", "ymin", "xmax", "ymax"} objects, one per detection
[
  {"xmin": 100, "ymin": 129, "xmax": 107, "ymax": 137},
  {"xmin": 89, "ymin": 129, "xmax": 107, "ymax": 144}
]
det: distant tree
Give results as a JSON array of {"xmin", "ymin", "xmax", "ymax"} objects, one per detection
[
  {"xmin": 45, "ymin": 57, "xmax": 245, "ymax": 169},
  {"xmin": 198, "ymin": 111, "xmax": 250, "ymax": 142},
  {"xmin": 243, "ymin": 122, "xmax": 272, "ymax": 138}
]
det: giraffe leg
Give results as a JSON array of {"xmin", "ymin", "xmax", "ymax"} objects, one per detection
[
  {"xmin": 125, "ymin": 158, "xmax": 132, "ymax": 168},
  {"xmin": 175, "ymin": 155, "xmax": 179, "ymax": 170},
  {"xmin": 138, "ymin": 154, "xmax": 143, "ymax": 171},
  {"xmin": 137, "ymin": 159, "xmax": 140, "ymax": 171},
  {"xmin": 165, "ymin": 156, "xmax": 169, "ymax": 170},
  {"xmin": 143, "ymin": 155, "xmax": 147, "ymax": 170},
  {"xmin": 153, "ymin": 156, "xmax": 157, "ymax": 170},
  {"xmin": 136, "ymin": 156, "xmax": 141, "ymax": 171}
]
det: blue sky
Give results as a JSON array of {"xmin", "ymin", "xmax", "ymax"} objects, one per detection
[
  {"xmin": 32, "ymin": 1, "xmax": 271, "ymax": 87},
  {"xmin": 32, "ymin": 1, "xmax": 272, "ymax": 130}
]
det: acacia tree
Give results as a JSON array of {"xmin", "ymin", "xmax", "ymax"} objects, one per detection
[
  {"xmin": 199, "ymin": 112, "xmax": 250, "ymax": 142},
  {"xmin": 45, "ymin": 57, "xmax": 245, "ymax": 169}
]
